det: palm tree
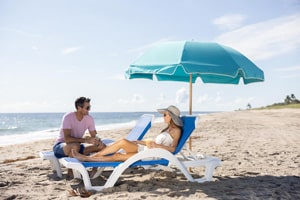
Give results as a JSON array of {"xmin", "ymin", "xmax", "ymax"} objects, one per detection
[
  {"xmin": 247, "ymin": 103, "xmax": 252, "ymax": 109},
  {"xmin": 284, "ymin": 95, "xmax": 292, "ymax": 104},
  {"xmin": 290, "ymin": 94, "xmax": 300, "ymax": 103},
  {"xmin": 291, "ymin": 94, "xmax": 296, "ymax": 101}
]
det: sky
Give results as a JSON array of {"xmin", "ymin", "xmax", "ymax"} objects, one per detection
[{"xmin": 0, "ymin": 0, "xmax": 300, "ymax": 113}]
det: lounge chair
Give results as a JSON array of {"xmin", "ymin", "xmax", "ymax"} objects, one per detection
[
  {"xmin": 39, "ymin": 114, "xmax": 154, "ymax": 178},
  {"xmin": 60, "ymin": 115, "xmax": 221, "ymax": 191}
]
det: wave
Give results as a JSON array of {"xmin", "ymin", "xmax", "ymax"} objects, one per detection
[
  {"xmin": 0, "ymin": 126, "xmax": 18, "ymax": 131},
  {"xmin": 0, "ymin": 113, "xmax": 207, "ymax": 147},
  {"xmin": 0, "ymin": 118, "xmax": 164, "ymax": 147},
  {"xmin": 0, "ymin": 129, "xmax": 58, "ymax": 147}
]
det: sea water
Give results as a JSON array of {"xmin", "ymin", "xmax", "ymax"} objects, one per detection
[{"xmin": 0, "ymin": 111, "xmax": 210, "ymax": 146}]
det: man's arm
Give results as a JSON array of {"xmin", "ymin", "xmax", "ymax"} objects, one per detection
[
  {"xmin": 88, "ymin": 130, "xmax": 107, "ymax": 149},
  {"xmin": 89, "ymin": 130, "xmax": 97, "ymax": 138},
  {"xmin": 63, "ymin": 129, "xmax": 85, "ymax": 144}
]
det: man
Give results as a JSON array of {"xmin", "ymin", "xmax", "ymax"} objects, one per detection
[{"xmin": 53, "ymin": 97, "xmax": 106, "ymax": 159}]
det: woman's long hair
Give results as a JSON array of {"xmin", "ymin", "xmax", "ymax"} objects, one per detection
[{"xmin": 161, "ymin": 118, "xmax": 182, "ymax": 133}]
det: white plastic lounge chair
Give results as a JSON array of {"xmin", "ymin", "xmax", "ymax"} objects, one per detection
[
  {"xmin": 39, "ymin": 114, "xmax": 154, "ymax": 178},
  {"xmin": 60, "ymin": 116, "xmax": 221, "ymax": 191}
]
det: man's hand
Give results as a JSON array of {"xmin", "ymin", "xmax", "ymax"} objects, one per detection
[
  {"xmin": 84, "ymin": 136, "xmax": 98, "ymax": 144},
  {"xmin": 95, "ymin": 138, "xmax": 106, "ymax": 150},
  {"xmin": 84, "ymin": 136, "xmax": 106, "ymax": 150}
]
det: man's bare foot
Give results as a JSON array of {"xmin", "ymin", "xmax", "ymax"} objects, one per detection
[
  {"xmin": 89, "ymin": 167, "xmax": 98, "ymax": 179},
  {"xmin": 67, "ymin": 169, "xmax": 73, "ymax": 179}
]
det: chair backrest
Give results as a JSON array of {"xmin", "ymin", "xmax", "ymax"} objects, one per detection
[
  {"xmin": 173, "ymin": 115, "xmax": 196, "ymax": 155},
  {"xmin": 126, "ymin": 114, "xmax": 153, "ymax": 141}
]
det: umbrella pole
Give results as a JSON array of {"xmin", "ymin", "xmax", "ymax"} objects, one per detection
[
  {"xmin": 189, "ymin": 74, "xmax": 192, "ymax": 115},
  {"xmin": 189, "ymin": 74, "xmax": 193, "ymax": 151},
  {"xmin": 188, "ymin": 74, "xmax": 193, "ymax": 172}
]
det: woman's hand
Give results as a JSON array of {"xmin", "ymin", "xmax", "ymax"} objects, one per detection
[{"xmin": 146, "ymin": 140, "xmax": 156, "ymax": 148}]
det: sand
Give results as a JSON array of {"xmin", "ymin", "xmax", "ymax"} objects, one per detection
[{"xmin": 0, "ymin": 109, "xmax": 299, "ymax": 199}]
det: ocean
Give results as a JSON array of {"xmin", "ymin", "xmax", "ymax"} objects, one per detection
[{"xmin": 0, "ymin": 111, "xmax": 210, "ymax": 146}]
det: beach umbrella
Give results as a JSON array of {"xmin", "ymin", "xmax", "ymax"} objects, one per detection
[
  {"xmin": 125, "ymin": 41, "xmax": 264, "ymax": 150},
  {"xmin": 125, "ymin": 41, "xmax": 264, "ymax": 115}
]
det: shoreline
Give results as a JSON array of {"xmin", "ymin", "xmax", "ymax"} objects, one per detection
[
  {"xmin": 0, "ymin": 112, "xmax": 212, "ymax": 147},
  {"xmin": 0, "ymin": 118, "xmax": 158, "ymax": 147},
  {"xmin": 1, "ymin": 109, "xmax": 300, "ymax": 199}
]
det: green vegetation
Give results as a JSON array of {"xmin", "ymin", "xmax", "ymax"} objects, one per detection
[
  {"xmin": 255, "ymin": 93, "xmax": 300, "ymax": 110},
  {"xmin": 256, "ymin": 103, "xmax": 300, "ymax": 110}
]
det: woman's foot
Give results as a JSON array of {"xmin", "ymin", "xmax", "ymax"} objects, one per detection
[
  {"xmin": 72, "ymin": 149, "xmax": 106, "ymax": 162},
  {"xmin": 72, "ymin": 149, "xmax": 88, "ymax": 161}
]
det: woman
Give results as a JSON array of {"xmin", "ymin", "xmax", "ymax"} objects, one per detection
[{"xmin": 72, "ymin": 105, "xmax": 183, "ymax": 162}]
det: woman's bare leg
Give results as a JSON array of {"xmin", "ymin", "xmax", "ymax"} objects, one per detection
[
  {"xmin": 71, "ymin": 149, "xmax": 99, "ymax": 161},
  {"xmin": 72, "ymin": 149, "xmax": 136, "ymax": 162},
  {"xmin": 91, "ymin": 139, "xmax": 138, "ymax": 158}
]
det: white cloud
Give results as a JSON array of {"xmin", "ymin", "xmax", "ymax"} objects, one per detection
[
  {"xmin": 234, "ymin": 98, "xmax": 243, "ymax": 104},
  {"xmin": 117, "ymin": 99, "xmax": 129, "ymax": 104},
  {"xmin": 215, "ymin": 14, "xmax": 300, "ymax": 61},
  {"xmin": 279, "ymin": 73, "xmax": 300, "ymax": 79},
  {"xmin": 176, "ymin": 87, "xmax": 189, "ymax": 104},
  {"xmin": 107, "ymin": 74, "xmax": 126, "ymax": 80},
  {"xmin": 118, "ymin": 94, "xmax": 144, "ymax": 105},
  {"xmin": 275, "ymin": 65, "xmax": 300, "ymax": 79},
  {"xmin": 32, "ymin": 46, "xmax": 39, "ymax": 51},
  {"xmin": 215, "ymin": 96, "xmax": 222, "ymax": 103},
  {"xmin": 275, "ymin": 65, "xmax": 300, "ymax": 72},
  {"xmin": 0, "ymin": 100, "xmax": 60, "ymax": 113},
  {"xmin": 158, "ymin": 93, "xmax": 166, "ymax": 101},
  {"xmin": 196, "ymin": 94, "xmax": 209, "ymax": 104},
  {"xmin": 132, "ymin": 94, "xmax": 144, "ymax": 103},
  {"xmin": 61, "ymin": 46, "xmax": 81, "ymax": 55},
  {"xmin": 248, "ymin": 97, "xmax": 254, "ymax": 102},
  {"xmin": 0, "ymin": 27, "xmax": 42, "ymax": 38},
  {"xmin": 215, "ymin": 92, "xmax": 223, "ymax": 103},
  {"xmin": 196, "ymin": 92, "xmax": 224, "ymax": 105},
  {"xmin": 213, "ymin": 14, "xmax": 247, "ymax": 31},
  {"xmin": 128, "ymin": 37, "xmax": 175, "ymax": 57},
  {"xmin": 233, "ymin": 97, "xmax": 254, "ymax": 106}
]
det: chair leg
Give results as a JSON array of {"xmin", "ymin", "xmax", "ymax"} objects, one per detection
[
  {"xmin": 204, "ymin": 160, "xmax": 220, "ymax": 181},
  {"xmin": 50, "ymin": 157, "xmax": 62, "ymax": 178},
  {"xmin": 91, "ymin": 167, "xmax": 105, "ymax": 179},
  {"xmin": 72, "ymin": 169, "xmax": 82, "ymax": 179},
  {"xmin": 40, "ymin": 151, "xmax": 63, "ymax": 178}
]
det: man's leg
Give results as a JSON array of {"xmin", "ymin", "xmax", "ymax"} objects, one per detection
[
  {"xmin": 62, "ymin": 143, "xmax": 82, "ymax": 178},
  {"xmin": 63, "ymin": 143, "xmax": 81, "ymax": 157}
]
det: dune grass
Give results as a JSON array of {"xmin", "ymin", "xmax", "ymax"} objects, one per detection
[{"xmin": 255, "ymin": 103, "xmax": 300, "ymax": 110}]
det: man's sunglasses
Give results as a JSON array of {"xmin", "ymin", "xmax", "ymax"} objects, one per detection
[{"xmin": 81, "ymin": 106, "xmax": 90, "ymax": 111}]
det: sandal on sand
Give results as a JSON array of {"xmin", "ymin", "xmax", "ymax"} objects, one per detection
[{"xmin": 68, "ymin": 188, "xmax": 92, "ymax": 198}]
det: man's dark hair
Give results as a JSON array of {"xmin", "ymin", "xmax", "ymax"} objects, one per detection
[{"xmin": 75, "ymin": 97, "xmax": 91, "ymax": 109}]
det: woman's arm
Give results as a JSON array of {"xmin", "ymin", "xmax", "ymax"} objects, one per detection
[{"xmin": 133, "ymin": 140, "xmax": 146, "ymax": 145}]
